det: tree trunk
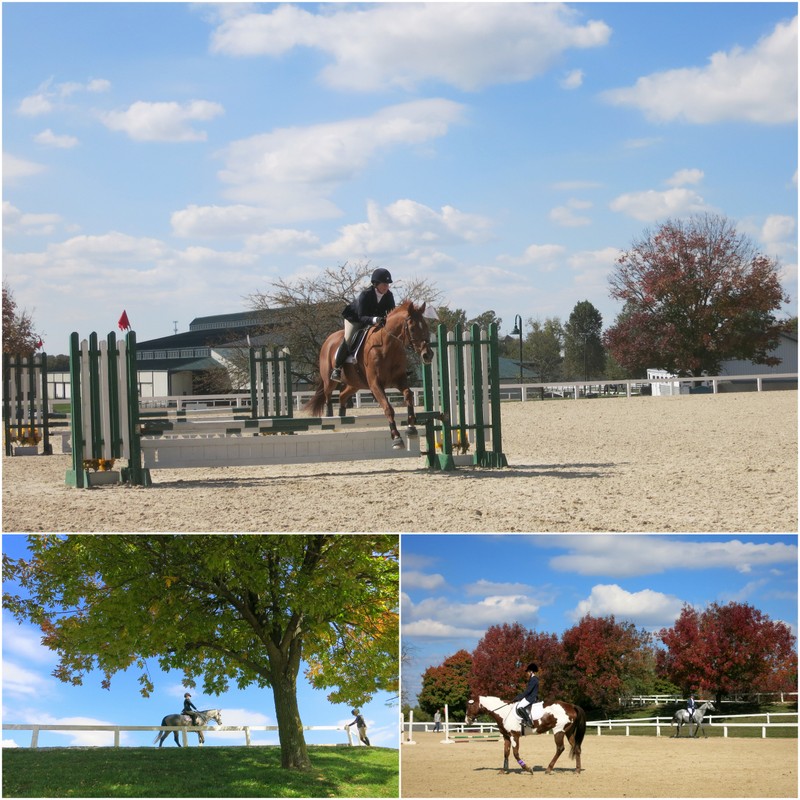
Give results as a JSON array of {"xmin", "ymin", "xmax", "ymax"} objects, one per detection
[{"xmin": 271, "ymin": 659, "xmax": 311, "ymax": 770}]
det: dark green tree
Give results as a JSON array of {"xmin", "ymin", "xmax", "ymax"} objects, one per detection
[
  {"xmin": 417, "ymin": 649, "xmax": 472, "ymax": 718},
  {"xmin": 563, "ymin": 301, "xmax": 605, "ymax": 381},
  {"xmin": 527, "ymin": 318, "xmax": 564, "ymax": 382},
  {"xmin": 3, "ymin": 534, "xmax": 398, "ymax": 770}
]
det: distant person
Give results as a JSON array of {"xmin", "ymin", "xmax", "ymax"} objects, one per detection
[
  {"xmin": 345, "ymin": 709, "xmax": 371, "ymax": 746},
  {"xmin": 330, "ymin": 268, "xmax": 396, "ymax": 382},
  {"xmin": 433, "ymin": 709, "xmax": 442, "ymax": 732},
  {"xmin": 687, "ymin": 695, "xmax": 696, "ymax": 723},
  {"xmin": 514, "ymin": 663, "xmax": 540, "ymax": 728}
]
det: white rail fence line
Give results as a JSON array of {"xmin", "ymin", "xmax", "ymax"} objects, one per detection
[
  {"xmin": 401, "ymin": 712, "xmax": 798, "ymax": 741},
  {"xmin": 620, "ymin": 692, "xmax": 798, "ymax": 706},
  {"xmin": 3, "ymin": 723, "xmax": 354, "ymax": 749}
]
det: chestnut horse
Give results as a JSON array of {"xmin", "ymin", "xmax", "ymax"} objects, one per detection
[
  {"xmin": 305, "ymin": 301, "xmax": 434, "ymax": 448},
  {"xmin": 465, "ymin": 695, "xmax": 585, "ymax": 775}
]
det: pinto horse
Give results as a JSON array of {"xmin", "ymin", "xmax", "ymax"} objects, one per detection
[
  {"xmin": 465, "ymin": 696, "xmax": 585, "ymax": 775},
  {"xmin": 305, "ymin": 301, "xmax": 434, "ymax": 448},
  {"xmin": 153, "ymin": 708, "xmax": 223, "ymax": 747}
]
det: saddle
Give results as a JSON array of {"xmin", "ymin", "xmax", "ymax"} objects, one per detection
[{"xmin": 345, "ymin": 324, "xmax": 378, "ymax": 364}]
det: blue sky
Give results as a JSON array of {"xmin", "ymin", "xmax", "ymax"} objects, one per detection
[
  {"xmin": 401, "ymin": 534, "xmax": 798, "ymax": 704},
  {"xmin": 1, "ymin": 534, "xmax": 399, "ymax": 749},
  {"xmin": 3, "ymin": 2, "xmax": 797, "ymax": 354}
]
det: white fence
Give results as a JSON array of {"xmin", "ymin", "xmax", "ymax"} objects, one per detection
[
  {"xmin": 3, "ymin": 723, "xmax": 354, "ymax": 749},
  {"xmin": 620, "ymin": 692, "xmax": 798, "ymax": 706},
  {"xmin": 401, "ymin": 712, "xmax": 798, "ymax": 741},
  {"xmin": 587, "ymin": 712, "xmax": 798, "ymax": 738}
]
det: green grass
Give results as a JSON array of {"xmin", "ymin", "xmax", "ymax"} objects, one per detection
[{"xmin": 1, "ymin": 746, "xmax": 399, "ymax": 798}]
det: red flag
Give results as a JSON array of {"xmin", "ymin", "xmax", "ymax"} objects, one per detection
[
  {"xmin": 118, "ymin": 310, "xmax": 131, "ymax": 331},
  {"xmin": 35, "ymin": 338, "xmax": 44, "ymax": 350}
]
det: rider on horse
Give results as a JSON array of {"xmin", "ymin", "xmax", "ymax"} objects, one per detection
[
  {"xmin": 687, "ymin": 695, "xmax": 696, "ymax": 723},
  {"xmin": 514, "ymin": 663, "xmax": 539, "ymax": 728},
  {"xmin": 330, "ymin": 268, "xmax": 396, "ymax": 382},
  {"xmin": 183, "ymin": 693, "xmax": 200, "ymax": 726}
]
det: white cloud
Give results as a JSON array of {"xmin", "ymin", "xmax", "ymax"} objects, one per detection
[
  {"xmin": 549, "ymin": 198, "xmax": 593, "ymax": 227},
  {"xmin": 2, "ymin": 661, "xmax": 53, "ymax": 697},
  {"xmin": 560, "ymin": 69, "xmax": 584, "ymax": 89},
  {"xmin": 100, "ymin": 100, "xmax": 224, "ymax": 142},
  {"xmin": 402, "ymin": 570, "xmax": 447, "ymax": 591},
  {"xmin": 217, "ymin": 99, "xmax": 464, "ymax": 219},
  {"xmin": 2, "ymin": 740, "xmax": 20, "ymax": 748},
  {"xmin": 464, "ymin": 579, "xmax": 534, "ymax": 596},
  {"xmin": 610, "ymin": 186, "xmax": 711, "ymax": 222},
  {"xmin": 568, "ymin": 583, "xmax": 685, "ymax": 626},
  {"xmin": 500, "ymin": 243, "xmax": 566, "ymax": 270},
  {"xmin": 666, "ymin": 168, "xmax": 704, "ymax": 187},
  {"xmin": 210, "ymin": 3, "xmax": 611, "ymax": 91},
  {"xmin": 3, "ymin": 201, "xmax": 62, "ymax": 236},
  {"xmin": 17, "ymin": 76, "xmax": 111, "ymax": 116},
  {"xmin": 315, "ymin": 198, "xmax": 492, "ymax": 260},
  {"xmin": 761, "ymin": 214, "xmax": 796, "ymax": 255},
  {"xmin": 3, "ymin": 152, "xmax": 47, "ymax": 182},
  {"xmin": 34, "ymin": 129, "xmax": 79, "ymax": 148},
  {"xmin": 602, "ymin": 16, "xmax": 797, "ymax": 124},
  {"xmin": 545, "ymin": 535, "xmax": 798, "ymax": 577}
]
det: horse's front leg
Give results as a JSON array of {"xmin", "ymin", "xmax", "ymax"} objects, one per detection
[
  {"xmin": 545, "ymin": 731, "xmax": 565, "ymax": 775},
  {"xmin": 510, "ymin": 732, "xmax": 533, "ymax": 774},
  {"xmin": 401, "ymin": 387, "xmax": 418, "ymax": 435},
  {"xmin": 370, "ymin": 384, "xmax": 403, "ymax": 448}
]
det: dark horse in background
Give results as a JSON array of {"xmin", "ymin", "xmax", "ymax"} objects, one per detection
[
  {"xmin": 305, "ymin": 301, "xmax": 434, "ymax": 449},
  {"xmin": 466, "ymin": 696, "xmax": 586, "ymax": 775},
  {"xmin": 154, "ymin": 708, "xmax": 223, "ymax": 747}
]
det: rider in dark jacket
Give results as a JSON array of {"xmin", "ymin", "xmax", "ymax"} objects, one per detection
[
  {"xmin": 330, "ymin": 268, "xmax": 396, "ymax": 382},
  {"xmin": 183, "ymin": 693, "xmax": 200, "ymax": 726},
  {"xmin": 514, "ymin": 663, "xmax": 539, "ymax": 728}
]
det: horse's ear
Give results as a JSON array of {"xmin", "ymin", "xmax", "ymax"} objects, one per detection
[{"xmin": 419, "ymin": 302, "xmax": 426, "ymax": 315}]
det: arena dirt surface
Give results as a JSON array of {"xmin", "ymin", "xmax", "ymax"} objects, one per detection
[
  {"xmin": 2, "ymin": 391, "xmax": 796, "ymax": 532},
  {"xmin": 400, "ymin": 731, "xmax": 798, "ymax": 797}
]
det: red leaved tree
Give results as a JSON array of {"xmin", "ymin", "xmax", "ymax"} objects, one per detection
[
  {"xmin": 470, "ymin": 622, "xmax": 564, "ymax": 701},
  {"xmin": 658, "ymin": 602, "xmax": 797, "ymax": 703},
  {"xmin": 416, "ymin": 649, "xmax": 473, "ymax": 718},
  {"xmin": 560, "ymin": 615, "xmax": 655, "ymax": 713},
  {"xmin": 604, "ymin": 214, "xmax": 789, "ymax": 376}
]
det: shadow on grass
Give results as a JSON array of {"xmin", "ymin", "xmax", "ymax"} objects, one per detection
[{"xmin": 2, "ymin": 746, "xmax": 399, "ymax": 798}]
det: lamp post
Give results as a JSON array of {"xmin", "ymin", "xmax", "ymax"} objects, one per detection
[{"xmin": 510, "ymin": 314, "xmax": 523, "ymax": 384}]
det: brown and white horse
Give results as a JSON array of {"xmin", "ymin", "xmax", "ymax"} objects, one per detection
[
  {"xmin": 305, "ymin": 301, "xmax": 434, "ymax": 448},
  {"xmin": 465, "ymin": 695, "xmax": 585, "ymax": 775}
]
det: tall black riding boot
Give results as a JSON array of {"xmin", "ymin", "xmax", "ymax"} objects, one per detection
[{"xmin": 330, "ymin": 340, "xmax": 350, "ymax": 381}]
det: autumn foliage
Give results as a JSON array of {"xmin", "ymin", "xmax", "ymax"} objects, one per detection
[
  {"xmin": 604, "ymin": 214, "xmax": 789, "ymax": 376},
  {"xmin": 417, "ymin": 602, "xmax": 796, "ymax": 717},
  {"xmin": 658, "ymin": 602, "xmax": 797, "ymax": 702}
]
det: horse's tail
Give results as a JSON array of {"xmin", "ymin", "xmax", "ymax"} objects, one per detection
[
  {"xmin": 569, "ymin": 705, "xmax": 587, "ymax": 760},
  {"xmin": 303, "ymin": 379, "xmax": 327, "ymax": 417},
  {"xmin": 153, "ymin": 718, "xmax": 166, "ymax": 744}
]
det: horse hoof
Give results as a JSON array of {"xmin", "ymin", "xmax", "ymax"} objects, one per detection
[
  {"xmin": 405, "ymin": 426, "xmax": 418, "ymax": 437},
  {"xmin": 392, "ymin": 438, "xmax": 405, "ymax": 450}
]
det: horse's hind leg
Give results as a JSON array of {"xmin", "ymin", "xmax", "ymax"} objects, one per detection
[
  {"xmin": 545, "ymin": 732, "xmax": 565, "ymax": 774},
  {"xmin": 173, "ymin": 731, "xmax": 181, "ymax": 747}
]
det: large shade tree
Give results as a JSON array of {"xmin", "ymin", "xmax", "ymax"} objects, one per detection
[
  {"xmin": 657, "ymin": 602, "xmax": 796, "ymax": 703},
  {"xmin": 2, "ymin": 534, "xmax": 399, "ymax": 770},
  {"xmin": 604, "ymin": 214, "xmax": 789, "ymax": 376},
  {"xmin": 3, "ymin": 283, "xmax": 41, "ymax": 354},
  {"xmin": 416, "ymin": 649, "xmax": 472, "ymax": 718},
  {"xmin": 563, "ymin": 301, "xmax": 604, "ymax": 381}
]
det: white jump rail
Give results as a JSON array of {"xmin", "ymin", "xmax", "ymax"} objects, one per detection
[{"xmin": 3, "ymin": 723, "xmax": 354, "ymax": 748}]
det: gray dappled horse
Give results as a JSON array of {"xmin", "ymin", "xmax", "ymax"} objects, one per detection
[
  {"xmin": 154, "ymin": 708, "xmax": 223, "ymax": 747},
  {"xmin": 671, "ymin": 701, "xmax": 715, "ymax": 738}
]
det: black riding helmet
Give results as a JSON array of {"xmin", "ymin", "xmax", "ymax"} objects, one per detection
[
  {"xmin": 371, "ymin": 268, "xmax": 393, "ymax": 285},
  {"xmin": 526, "ymin": 663, "xmax": 538, "ymax": 672}
]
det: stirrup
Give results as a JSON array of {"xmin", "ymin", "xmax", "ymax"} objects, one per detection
[{"xmin": 330, "ymin": 368, "xmax": 342, "ymax": 381}]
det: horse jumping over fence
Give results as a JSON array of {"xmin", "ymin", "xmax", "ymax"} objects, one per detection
[
  {"xmin": 465, "ymin": 696, "xmax": 585, "ymax": 775},
  {"xmin": 154, "ymin": 708, "xmax": 223, "ymax": 747},
  {"xmin": 671, "ymin": 701, "xmax": 715, "ymax": 738},
  {"xmin": 305, "ymin": 301, "xmax": 434, "ymax": 449}
]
